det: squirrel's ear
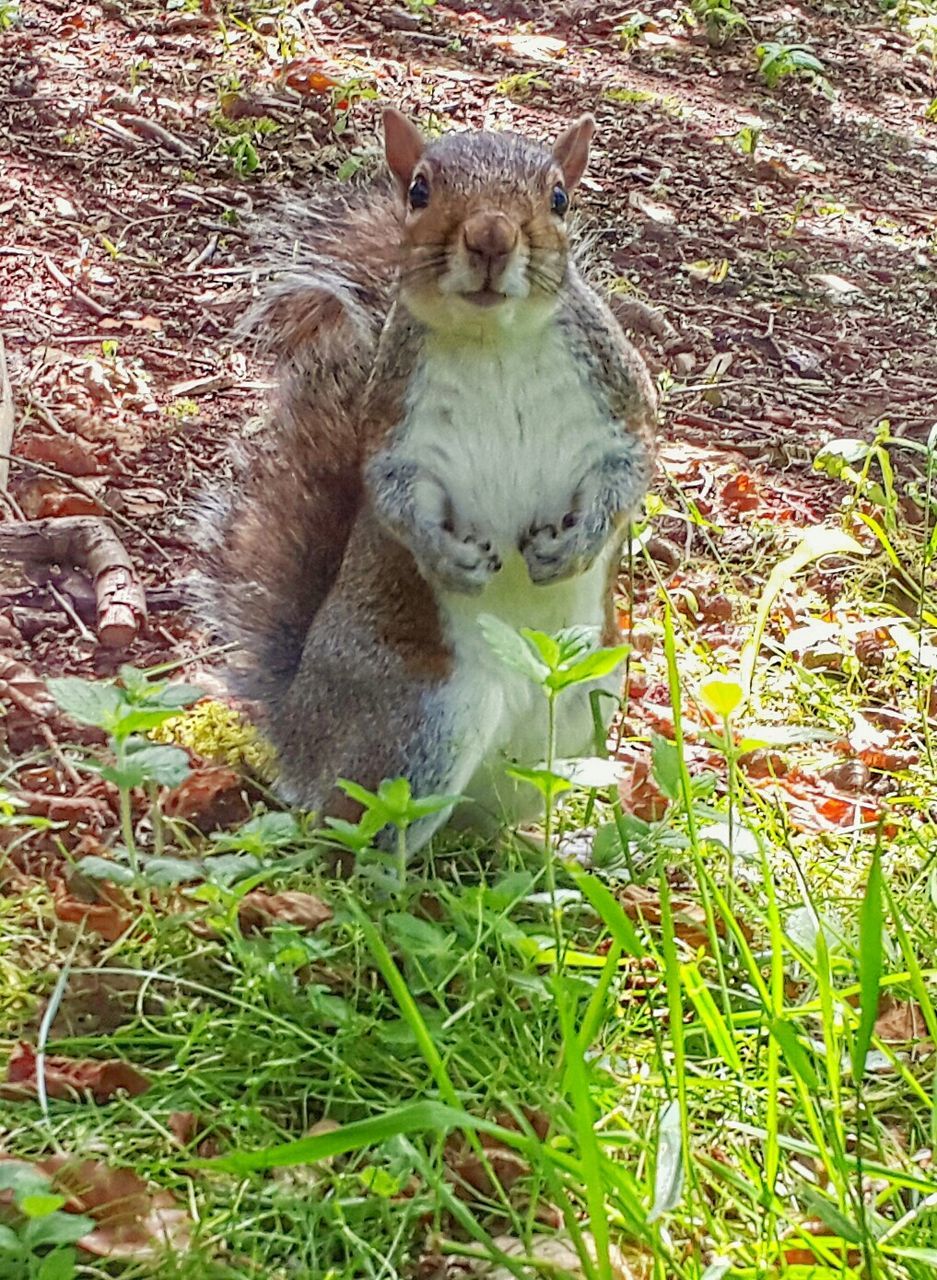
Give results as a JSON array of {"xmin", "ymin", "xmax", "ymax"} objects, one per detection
[
  {"xmin": 383, "ymin": 109, "xmax": 426, "ymax": 195},
  {"xmin": 552, "ymin": 114, "xmax": 595, "ymax": 190}
]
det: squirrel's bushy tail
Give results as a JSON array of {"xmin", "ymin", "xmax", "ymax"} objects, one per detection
[{"xmin": 190, "ymin": 181, "xmax": 402, "ymax": 710}]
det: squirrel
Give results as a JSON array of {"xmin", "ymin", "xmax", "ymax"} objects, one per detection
[{"xmin": 193, "ymin": 109, "xmax": 658, "ymax": 853}]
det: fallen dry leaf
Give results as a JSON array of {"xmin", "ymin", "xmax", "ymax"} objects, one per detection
[
  {"xmin": 721, "ymin": 473, "xmax": 760, "ymax": 512},
  {"xmin": 42, "ymin": 1156, "xmax": 191, "ymax": 1259},
  {"xmin": 491, "ymin": 32, "xmax": 567, "ymax": 61},
  {"xmin": 17, "ymin": 433, "xmax": 102, "ymax": 476},
  {"xmin": 36, "ymin": 491, "xmax": 105, "ymax": 519},
  {"xmin": 238, "ymin": 889, "xmax": 333, "ymax": 934},
  {"xmin": 53, "ymin": 878, "xmax": 132, "ymax": 942},
  {"xmin": 820, "ymin": 759, "xmax": 870, "ymax": 794},
  {"xmin": 168, "ymin": 1111, "xmax": 220, "ymax": 1159},
  {"xmin": 782, "ymin": 1219, "xmax": 860, "ymax": 1268},
  {"xmin": 42, "ymin": 971, "xmax": 148, "ymax": 1038},
  {"xmin": 617, "ymin": 759, "xmax": 669, "ymax": 823},
  {"xmin": 474, "ymin": 1233, "xmax": 648, "ymax": 1279},
  {"xmin": 282, "ymin": 61, "xmax": 338, "ymax": 94},
  {"xmin": 618, "ymin": 883, "xmax": 750, "ymax": 949},
  {"xmin": 164, "ymin": 765, "xmax": 252, "ymax": 833},
  {"xmin": 4, "ymin": 1042, "xmax": 150, "ymax": 1102},
  {"xmin": 874, "ymin": 993, "xmax": 931, "ymax": 1047}
]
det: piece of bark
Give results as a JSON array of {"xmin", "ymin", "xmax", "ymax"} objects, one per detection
[
  {"xmin": 0, "ymin": 517, "xmax": 146, "ymax": 647},
  {"xmin": 0, "ymin": 333, "xmax": 13, "ymax": 491}
]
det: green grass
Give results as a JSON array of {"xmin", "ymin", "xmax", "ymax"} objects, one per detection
[{"xmin": 3, "ymin": 478, "xmax": 937, "ymax": 1277}]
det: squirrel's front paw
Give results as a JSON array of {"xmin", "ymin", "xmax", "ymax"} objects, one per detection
[
  {"xmin": 521, "ymin": 512, "xmax": 598, "ymax": 585},
  {"xmin": 424, "ymin": 523, "xmax": 502, "ymax": 594}
]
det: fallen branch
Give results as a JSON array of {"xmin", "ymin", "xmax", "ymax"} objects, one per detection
[
  {"xmin": 0, "ymin": 332, "xmax": 12, "ymax": 490},
  {"xmin": 0, "ymin": 451, "xmax": 172, "ymax": 562},
  {"xmin": 44, "ymin": 257, "xmax": 108, "ymax": 319},
  {"xmin": 117, "ymin": 113, "xmax": 198, "ymax": 159},
  {"xmin": 0, "ymin": 517, "xmax": 147, "ymax": 648}
]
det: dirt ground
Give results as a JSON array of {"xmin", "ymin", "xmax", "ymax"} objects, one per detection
[{"xmin": 1, "ymin": 0, "xmax": 935, "ymax": 879}]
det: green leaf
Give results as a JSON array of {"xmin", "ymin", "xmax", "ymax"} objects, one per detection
[
  {"xmin": 650, "ymin": 734, "xmax": 681, "ymax": 801},
  {"xmin": 0, "ymin": 1224, "xmax": 21, "ymax": 1253},
  {"xmin": 0, "ymin": 1163, "xmax": 53, "ymax": 1198},
  {"xmin": 548, "ymin": 644, "xmax": 630, "ymax": 692},
  {"xmin": 201, "ymin": 1102, "xmax": 481, "ymax": 1174},
  {"xmin": 887, "ymin": 1248, "xmax": 937, "ymax": 1267},
  {"xmin": 37, "ymin": 1248, "xmax": 78, "ymax": 1280},
  {"xmin": 769, "ymin": 1017, "xmax": 819, "ymax": 1091},
  {"xmin": 406, "ymin": 793, "xmax": 462, "ymax": 820},
  {"xmin": 210, "ymin": 811, "xmax": 300, "ymax": 854},
  {"xmin": 479, "ymin": 615, "xmax": 549, "ymax": 684},
  {"xmin": 142, "ymin": 857, "xmax": 203, "ymax": 887},
  {"xmin": 336, "ymin": 778, "xmax": 381, "ymax": 810},
  {"xmin": 505, "ymin": 766, "xmax": 572, "ymax": 803},
  {"xmin": 385, "ymin": 913, "xmax": 454, "ymax": 958},
  {"xmin": 46, "ymin": 677, "xmax": 123, "ymax": 730},
  {"xmin": 740, "ymin": 528, "xmax": 865, "ymax": 702},
  {"xmin": 567, "ymin": 866, "xmax": 645, "ymax": 957},
  {"xmin": 698, "ymin": 676, "xmax": 743, "ymax": 721},
  {"xmin": 518, "ymin": 628, "xmax": 561, "ymax": 668},
  {"xmin": 800, "ymin": 1186, "xmax": 861, "ymax": 1244},
  {"xmin": 102, "ymin": 741, "xmax": 190, "ymax": 788},
  {"xmin": 376, "ymin": 777, "xmax": 413, "ymax": 819},
  {"xmin": 19, "ymin": 1192, "xmax": 66, "ymax": 1218},
  {"xmin": 680, "ymin": 962, "xmax": 742, "ymax": 1072},
  {"xmin": 22, "ymin": 1213, "xmax": 95, "ymax": 1250},
  {"xmin": 647, "ymin": 1100, "xmax": 683, "ymax": 1222},
  {"xmin": 149, "ymin": 682, "xmax": 203, "ymax": 709},
  {"xmin": 553, "ymin": 625, "xmax": 601, "ymax": 665},
  {"xmin": 852, "ymin": 847, "xmax": 883, "ymax": 1080},
  {"xmin": 107, "ymin": 707, "xmax": 190, "ymax": 738},
  {"xmin": 202, "ymin": 852, "xmax": 262, "ymax": 885},
  {"xmin": 74, "ymin": 855, "xmax": 136, "ymax": 886}
]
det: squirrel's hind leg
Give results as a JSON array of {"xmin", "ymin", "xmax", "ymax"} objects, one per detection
[{"xmin": 268, "ymin": 518, "xmax": 505, "ymax": 863}]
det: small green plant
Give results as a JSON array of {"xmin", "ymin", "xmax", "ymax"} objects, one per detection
[
  {"xmin": 100, "ymin": 339, "xmax": 118, "ymax": 359},
  {"xmin": 48, "ymin": 666, "xmax": 202, "ymax": 884},
  {"xmin": 0, "ymin": 1162, "xmax": 94, "ymax": 1278},
  {"xmin": 756, "ymin": 41, "xmax": 832, "ymax": 94},
  {"xmin": 735, "ymin": 123, "xmax": 761, "ymax": 156},
  {"xmin": 690, "ymin": 0, "xmax": 749, "ymax": 47},
  {"xmin": 164, "ymin": 397, "xmax": 199, "ymax": 421},
  {"xmin": 0, "ymin": 1, "xmax": 20, "ymax": 31},
  {"xmin": 496, "ymin": 70, "xmax": 550, "ymax": 100},
  {"xmin": 325, "ymin": 778, "xmax": 460, "ymax": 891},
  {"xmin": 128, "ymin": 57, "xmax": 150, "ymax": 89},
  {"xmin": 616, "ymin": 11, "xmax": 654, "ymax": 51}
]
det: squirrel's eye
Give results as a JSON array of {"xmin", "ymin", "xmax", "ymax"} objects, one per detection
[
  {"xmin": 408, "ymin": 174, "xmax": 430, "ymax": 210},
  {"xmin": 551, "ymin": 184, "xmax": 569, "ymax": 217}
]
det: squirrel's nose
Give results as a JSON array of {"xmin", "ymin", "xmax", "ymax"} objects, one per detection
[{"xmin": 462, "ymin": 212, "xmax": 518, "ymax": 272}]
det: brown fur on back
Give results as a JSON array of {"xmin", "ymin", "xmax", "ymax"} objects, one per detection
[{"xmin": 190, "ymin": 181, "xmax": 404, "ymax": 708}]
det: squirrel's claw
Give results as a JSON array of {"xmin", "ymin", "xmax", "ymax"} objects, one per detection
[{"xmin": 521, "ymin": 512, "xmax": 598, "ymax": 585}]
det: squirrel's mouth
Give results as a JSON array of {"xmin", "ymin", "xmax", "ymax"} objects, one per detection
[{"xmin": 460, "ymin": 288, "xmax": 508, "ymax": 309}]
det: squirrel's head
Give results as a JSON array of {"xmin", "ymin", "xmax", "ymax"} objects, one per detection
[{"xmin": 383, "ymin": 110, "xmax": 594, "ymax": 336}]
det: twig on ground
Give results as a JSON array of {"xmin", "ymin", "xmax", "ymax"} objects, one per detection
[
  {"xmin": 0, "ymin": 332, "xmax": 13, "ymax": 491},
  {"xmin": 117, "ymin": 113, "xmax": 198, "ymax": 159},
  {"xmin": 187, "ymin": 234, "xmax": 220, "ymax": 274},
  {"xmin": 0, "ymin": 517, "xmax": 147, "ymax": 648},
  {"xmin": 0, "ymin": 451, "xmax": 173, "ymax": 562},
  {"xmin": 48, "ymin": 581, "xmax": 97, "ymax": 645},
  {"xmin": 44, "ymin": 257, "xmax": 109, "ymax": 319}
]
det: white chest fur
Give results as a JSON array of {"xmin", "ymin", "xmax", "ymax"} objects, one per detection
[
  {"xmin": 400, "ymin": 322, "xmax": 624, "ymax": 814},
  {"xmin": 401, "ymin": 324, "xmax": 615, "ymax": 545}
]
